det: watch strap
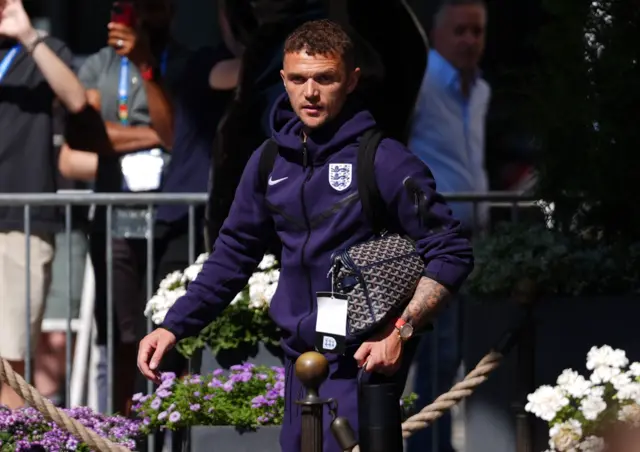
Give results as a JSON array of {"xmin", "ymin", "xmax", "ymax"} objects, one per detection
[{"xmin": 394, "ymin": 318, "xmax": 407, "ymax": 330}]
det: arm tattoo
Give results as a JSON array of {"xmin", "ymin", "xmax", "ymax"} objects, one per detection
[{"xmin": 401, "ymin": 276, "xmax": 451, "ymax": 330}]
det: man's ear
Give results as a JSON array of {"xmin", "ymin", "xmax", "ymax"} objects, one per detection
[
  {"xmin": 280, "ymin": 69, "xmax": 286, "ymax": 85},
  {"xmin": 347, "ymin": 67, "xmax": 361, "ymax": 94}
]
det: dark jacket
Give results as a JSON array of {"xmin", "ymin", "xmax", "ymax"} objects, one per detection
[{"xmin": 162, "ymin": 93, "xmax": 474, "ymax": 359}]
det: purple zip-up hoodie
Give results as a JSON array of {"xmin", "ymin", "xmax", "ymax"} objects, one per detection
[{"xmin": 162, "ymin": 93, "xmax": 474, "ymax": 360}]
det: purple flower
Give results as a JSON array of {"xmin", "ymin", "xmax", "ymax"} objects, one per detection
[
  {"xmin": 213, "ymin": 369, "xmax": 224, "ymax": 376},
  {"xmin": 190, "ymin": 404, "xmax": 201, "ymax": 411},
  {"xmin": 231, "ymin": 371, "xmax": 253, "ymax": 383},
  {"xmin": 161, "ymin": 372, "xmax": 176, "ymax": 381},
  {"xmin": 208, "ymin": 379, "xmax": 223, "ymax": 389},
  {"xmin": 156, "ymin": 389, "xmax": 172, "ymax": 399},
  {"xmin": 256, "ymin": 373, "xmax": 268, "ymax": 380},
  {"xmin": 193, "ymin": 391, "xmax": 201, "ymax": 397},
  {"xmin": 222, "ymin": 381, "xmax": 234, "ymax": 392},
  {"xmin": 169, "ymin": 411, "xmax": 181, "ymax": 423},
  {"xmin": 251, "ymin": 395, "xmax": 268, "ymax": 408},
  {"xmin": 203, "ymin": 395, "xmax": 213, "ymax": 401},
  {"xmin": 150, "ymin": 398, "xmax": 162, "ymax": 410},
  {"xmin": 0, "ymin": 404, "xmax": 141, "ymax": 451},
  {"xmin": 160, "ymin": 379, "xmax": 174, "ymax": 390},
  {"xmin": 132, "ymin": 392, "xmax": 143, "ymax": 402},
  {"xmin": 158, "ymin": 411, "xmax": 168, "ymax": 420}
]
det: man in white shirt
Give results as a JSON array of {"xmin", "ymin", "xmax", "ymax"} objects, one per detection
[
  {"xmin": 407, "ymin": 1, "xmax": 489, "ymax": 451},
  {"xmin": 409, "ymin": 0, "xmax": 490, "ymax": 233}
]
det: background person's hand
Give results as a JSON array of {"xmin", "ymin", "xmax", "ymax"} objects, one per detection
[
  {"xmin": 107, "ymin": 22, "xmax": 152, "ymax": 67},
  {"xmin": 0, "ymin": 0, "xmax": 35, "ymax": 42},
  {"xmin": 137, "ymin": 328, "xmax": 176, "ymax": 384}
]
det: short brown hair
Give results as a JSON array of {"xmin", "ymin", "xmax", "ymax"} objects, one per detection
[{"xmin": 284, "ymin": 19, "xmax": 355, "ymax": 69}]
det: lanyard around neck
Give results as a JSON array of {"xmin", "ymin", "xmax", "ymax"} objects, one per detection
[
  {"xmin": 0, "ymin": 45, "xmax": 21, "ymax": 84},
  {"xmin": 117, "ymin": 50, "xmax": 169, "ymax": 126}
]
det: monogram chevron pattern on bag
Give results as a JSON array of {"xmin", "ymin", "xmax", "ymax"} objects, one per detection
[{"xmin": 334, "ymin": 233, "xmax": 423, "ymax": 336}]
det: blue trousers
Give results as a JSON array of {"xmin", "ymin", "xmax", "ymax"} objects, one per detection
[{"xmin": 280, "ymin": 338, "xmax": 420, "ymax": 452}]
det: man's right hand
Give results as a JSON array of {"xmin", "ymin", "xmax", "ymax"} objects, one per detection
[{"xmin": 137, "ymin": 328, "xmax": 176, "ymax": 384}]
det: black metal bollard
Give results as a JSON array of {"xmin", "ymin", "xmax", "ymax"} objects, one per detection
[
  {"xmin": 295, "ymin": 352, "xmax": 330, "ymax": 452},
  {"xmin": 358, "ymin": 381, "xmax": 403, "ymax": 452},
  {"xmin": 295, "ymin": 352, "xmax": 359, "ymax": 452}
]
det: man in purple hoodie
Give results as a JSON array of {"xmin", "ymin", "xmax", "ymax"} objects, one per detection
[{"xmin": 138, "ymin": 19, "xmax": 473, "ymax": 452}]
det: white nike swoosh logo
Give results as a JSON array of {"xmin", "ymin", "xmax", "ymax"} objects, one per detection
[{"xmin": 268, "ymin": 176, "xmax": 288, "ymax": 186}]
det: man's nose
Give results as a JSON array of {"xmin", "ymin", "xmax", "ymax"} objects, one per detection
[
  {"xmin": 304, "ymin": 80, "xmax": 319, "ymax": 99},
  {"xmin": 462, "ymin": 30, "xmax": 480, "ymax": 47}
]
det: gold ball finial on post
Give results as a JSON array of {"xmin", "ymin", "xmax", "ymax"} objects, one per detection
[
  {"xmin": 295, "ymin": 351, "xmax": 329, "ymax": 399},
  {"xmin": 295, "ymin": 351, "xmax": 330, "ymax": 452}
]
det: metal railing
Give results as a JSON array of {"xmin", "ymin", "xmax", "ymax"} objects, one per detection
[{"xmin": 0, "ymin": 191, "xmax": 545, "ymax": 451}]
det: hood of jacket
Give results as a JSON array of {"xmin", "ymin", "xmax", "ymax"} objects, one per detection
[{"xmin": 269, "ymin": 92, "xmax": 377, "ymax": 165}]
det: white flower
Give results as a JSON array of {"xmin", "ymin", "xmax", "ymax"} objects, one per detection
[
  {"xmin": 248, "ymin": 268, "xmax": 279, "ymax": 309},
  {"xmin": 525, "ymin": 385, "xmax": 569, "ymax": 422},
  {"xmin": 144, "ymin": 294, "xmax": 165, "ymax": 319},
  {"xmin": 617, "ymin": 382, "xmax": 640, "ymax": 401},
  {"xmin": 586, "ymin": 345, "xmax": 628, "ymax": 370},
  {"xmin": 588, "ymin": 385, "xmax": 604, "ymax": 398},
  {"xmin": 182, "ymin": 262, "xmax": 203, "ymax": 283},
  {"xmin": 578, "ymin": 436, "xmax": 604, "ymax": 452},
  {"xmin": 158, "ymin": 270, "xmax": 183, "ymax": 291},
  {"xmin": 195, "ymin": 253, "xmax": 209, "ymax": 265},
  {"xmin": 611, "ymin": 371, "xmax": 632, "ymax": 391},
  {"xmin": 590, "ymin": 365, "xmax": 620, "ymax": 384},
  {"xmin": 580, "ymin": 394, "xmax": 607, "ymax": 421},
  {"xmin": 618, "ymin": 403, "xmax": 640, "ymax": 427},
  {"xmin": 145, "ymin": 287, "xmax": 187, "ymax": 324},
  {"xmin": 629, "ymin": 362, "xmax": 640, "ymax": 377},
  {"xmin": 230, "ymin": 291, "xmax": 244, "ymax": 306},
  {"xmin": 549, "ymin": 419, "xmax": 582, "ymax": 451},
  {"xmin": 151, "ymin": 308, "xmax": 169, "ymax": 325},
  {"xmin": 557, "ymin": 369, "xmax": 592, "ymax": 399},
  {"xmin": 258, "ymin": 254, "xmax": 277, "ymax": 271}
]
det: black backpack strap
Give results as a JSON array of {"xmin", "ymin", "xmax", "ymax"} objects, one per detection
[
  {"xmin": 357, "ymin": 128, "xmax": 386, "ymax": 234},
  {"xmin": 257, "ymin": 139, "xmax": 280, "ymax": 192}
]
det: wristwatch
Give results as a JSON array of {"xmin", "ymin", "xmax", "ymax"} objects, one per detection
[{"xmin": 394, "ymin": 318, "xmax": 414, "ymax": 342}]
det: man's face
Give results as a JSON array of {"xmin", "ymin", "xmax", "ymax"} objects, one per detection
[
  {"xmin": 280, "ymin": 50, "xmax": 360, "ymax": 130},
  {"xmin": 434, "ymin": 4, "xmax": 486, "ymax": 72}
]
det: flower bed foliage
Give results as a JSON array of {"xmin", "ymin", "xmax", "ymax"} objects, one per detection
[
  {"xmin": 0, "ymin": 406, "xmax": 141, "ymax": 451},
  {"xmin": 132, "ymin": 363, "xmax": 285, "ymax": 432},
  {"xmin": 145, "ymin": 254, "xmax": 281, "ymax": 358},
  {"xmin": 526, "ymin": 345, "xmax": 640, "ymax": 451},
  {"xmin": 131, "ymin": 364, "xmax": 420, "ymax": 432},
  {"xmin": 465, "ymin": 222, "xmax": 640, "ymax": 298}
]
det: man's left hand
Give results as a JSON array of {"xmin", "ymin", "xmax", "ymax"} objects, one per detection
[
  {"xmin": 354, "ymin": 324, "xmax": 403, "ymax": 376},
  {"xmin": 0, "ymin": 0, "xmax": 35, "ymax": 43}
]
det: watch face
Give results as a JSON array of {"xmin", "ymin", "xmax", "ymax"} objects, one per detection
[{"xmin": 399, "ymin": 323, "xmax": 413, "ymax": 340}]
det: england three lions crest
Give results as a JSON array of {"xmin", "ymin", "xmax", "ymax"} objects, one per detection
[{"xmin": 329, "ymin": 163, "xmax": 352, "ymax": 192}]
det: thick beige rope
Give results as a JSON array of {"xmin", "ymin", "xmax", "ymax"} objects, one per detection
[
  {"xmin": 398, "ymin": 321, "xmax": 522, "ymax": 441},
  {"xmin": 0, "ymin": 357, "xmax": 131, "ymax": 452},
  {"xmin": 348, "ymin": 320, "xmax": 522, "ymax": 452},
  {"xmin": 0, "ymin": 319, "xmax": 524, "ymax": 452},
  {"xmin": 400, "ymin": 349, "xmax": 504, "ymax": 438}
]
